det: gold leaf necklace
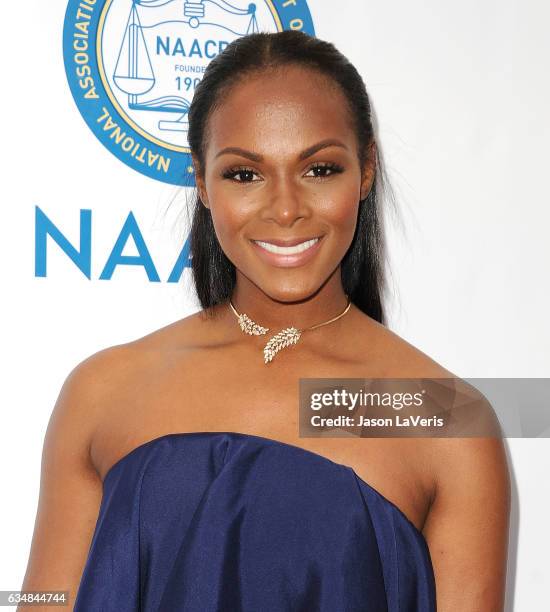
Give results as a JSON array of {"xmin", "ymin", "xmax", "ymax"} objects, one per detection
[{"xmin": 228, "ymin": 295, "xmax": 352, "ymax": 364}]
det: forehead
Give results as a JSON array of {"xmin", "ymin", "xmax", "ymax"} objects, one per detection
[{"xmin": 204, "ymin": 65, "xmax": 356, "ymax": 159}]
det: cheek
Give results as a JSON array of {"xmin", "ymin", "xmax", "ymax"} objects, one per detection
[
  {"xmin": 206, "ymin": 184, "xmax": 253, "ymax": 251},
  {"xmin": 315, "ymin": 182, "xmax": 361, "ymax": 236}
]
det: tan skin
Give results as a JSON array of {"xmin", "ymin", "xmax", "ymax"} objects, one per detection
[{"xmin": 20, "ymin": 65, "xmax": 510, "ymax": 611}]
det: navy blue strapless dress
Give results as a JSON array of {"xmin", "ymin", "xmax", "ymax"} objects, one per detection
[{"xmin": 74, "ymin": 432, "xmax": 436, "ymax": 611}]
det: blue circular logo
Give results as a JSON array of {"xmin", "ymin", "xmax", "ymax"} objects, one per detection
[{"xmin": 63, "ymin": 0, "xmax": 315, "ymax": 186}]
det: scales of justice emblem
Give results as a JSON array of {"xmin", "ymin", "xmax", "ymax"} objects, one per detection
[
  {"xmin": 103, "ymin": 0, "xmax": 267, "ymax": 149},
  {"xmin": 65, "ymin": 0, "xmax": 313, "ymax": 183}
]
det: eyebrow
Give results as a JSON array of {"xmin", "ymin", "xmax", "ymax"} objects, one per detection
[{"xmin": 214, "ymin": 138, "xmax": 348, "ymax": 162}]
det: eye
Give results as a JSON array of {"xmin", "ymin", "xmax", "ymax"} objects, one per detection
[
  {"xmin": 221, "ymin": 166, "xmax": 262, "ymax": 183},
  {"xmin": 221, "ymin": 162, "xmax": 345, "ymax": 183},
  {"xmin": 304, "ymin": 162, "xmax": 345, "ymax": 179}
]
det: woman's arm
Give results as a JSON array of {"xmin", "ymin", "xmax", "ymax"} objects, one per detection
[
  {"xmin": 18, "ymin": 352, "xmax": 113, "ymax": 611},
  {"xmin": 423, "ymin": 436, "xmax": 511, "ymax": 611}
]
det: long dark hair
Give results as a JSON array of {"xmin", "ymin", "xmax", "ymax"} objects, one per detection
[{"xmin": 187, "ymin": 30, "xmax": 395, "ymax": 325}]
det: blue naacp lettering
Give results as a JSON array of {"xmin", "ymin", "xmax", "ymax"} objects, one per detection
[
  {"xmin": 156, "ymin": 37, "xmax": 229, "ymax": 58},
  {"xmin": 34, "ymin": 206, "xmax": 191, "ymax": 282}
]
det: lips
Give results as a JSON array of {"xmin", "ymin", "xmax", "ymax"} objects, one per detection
[
  {"xmin": 250, "ymin": 235, "xmax": 324, "ymax": 268},
  {"xmin": 251, "ymin": 236, "xmax": 322, "ymax": 247}
]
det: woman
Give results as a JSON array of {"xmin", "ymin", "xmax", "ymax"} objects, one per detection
[{"xmin": 21, "ymin": 31, "xmax": 510, "ymax": 611}]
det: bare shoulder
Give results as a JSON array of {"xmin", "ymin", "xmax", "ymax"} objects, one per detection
[
  {"xmin": 362, "ymin": 318, "xmax": 507, "ymax": 467},
  {"xmin": 364, "ymin": 318, "xmax": 511, "ymax": 603},
  {"xmin": 124, "ymin": 308, "xmax": 224, "ymax": 353},
  {"xmin": 353, "ymin": 317, "xmax": 512, "ymax": 606},
  {"xmin": 39, "ymin": 339, "xmax": 152, "ymax": 473},
  {"xmin": 45, "ymin": 340, "xmax": 146, "ymax": 444},
  {"xmin": 83, "ymin": 309, "xmax": 213, "ymax": 379},
  {"xmin": 42, "ymin": 312, "xmax": 202, "ymax": 460},
  {"xmin": 352, "ymin": 311, "xmax": 456, "ymax": 378},
  {"xmin": 82, "ymin": 312, "xmax": 221, "ymax": 471},
  {"xmin": 20, "ymin": 335, "xmax": 173, "ymax": 601}
]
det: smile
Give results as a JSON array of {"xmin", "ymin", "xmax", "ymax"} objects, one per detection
[
  {"xmin": 253, "ymin": 237, "xmax": 319, "ymax": 255},
  {"xmin": 250, "ymin": 236, "xmax": 324, "ymax": 268}
]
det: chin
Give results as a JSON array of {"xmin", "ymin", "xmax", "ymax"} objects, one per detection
[{"xmin": 259, "ymin": 284, "xmax": 322, "ymax": 304}]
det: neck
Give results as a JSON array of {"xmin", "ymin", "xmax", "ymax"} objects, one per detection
[{"xmin": 226, "ymin": 273, "xmax": 351, "ymax": 332}]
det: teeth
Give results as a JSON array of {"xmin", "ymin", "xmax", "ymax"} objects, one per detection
[{"xmin": 254, "ymin": 237, "xmax": 319, "ymax": 255}]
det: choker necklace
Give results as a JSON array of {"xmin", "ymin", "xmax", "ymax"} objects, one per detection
[{"xmin": 228, "ymin": 295, "xmax": 352, "ymax": 364}]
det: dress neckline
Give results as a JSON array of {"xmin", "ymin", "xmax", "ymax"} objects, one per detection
[{"xmin": 102, "ymin": 430, "xmax": 427, "ymax": 539}]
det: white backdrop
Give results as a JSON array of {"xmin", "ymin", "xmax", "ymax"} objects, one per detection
[{"xmin": 2, "ymin": 1, "xmax": 549, "ymax": 609}]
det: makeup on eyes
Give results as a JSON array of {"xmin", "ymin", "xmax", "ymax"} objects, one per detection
[{"xmin": 220, "ymin": 162, "xmax": 345, "ymax": 183}]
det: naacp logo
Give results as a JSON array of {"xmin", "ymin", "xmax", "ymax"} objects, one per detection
[{"xmin": 63, "ymin": 0, "xmax": 315, "ymax": 186}]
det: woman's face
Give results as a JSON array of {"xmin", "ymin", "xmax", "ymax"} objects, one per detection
[{"xmin": 194, "ymin": 64, "xmax": 375, "ymax": 302}]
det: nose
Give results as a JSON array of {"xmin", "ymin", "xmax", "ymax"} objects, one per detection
[{"xmin": 259, "ymin": 174, "xmax": 309, "ymax": 227}]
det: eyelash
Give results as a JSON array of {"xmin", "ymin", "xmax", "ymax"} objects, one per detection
[{"xmin": 221, "ymin": 162, "xmax": 345, "ymax": 183}]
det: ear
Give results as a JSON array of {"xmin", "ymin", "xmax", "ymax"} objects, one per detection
[
  {"xmin": 360, "ymin": 140, "xmax": 377, "ymax": 201},
  {"xmin": 191, "ymin": 154, "xmax": 209, "ymax": 208}
]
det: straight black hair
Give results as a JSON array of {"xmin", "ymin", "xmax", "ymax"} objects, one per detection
[{"xmin": 187, "ymin": 30, "xmax": 395, "ymax": 325}]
